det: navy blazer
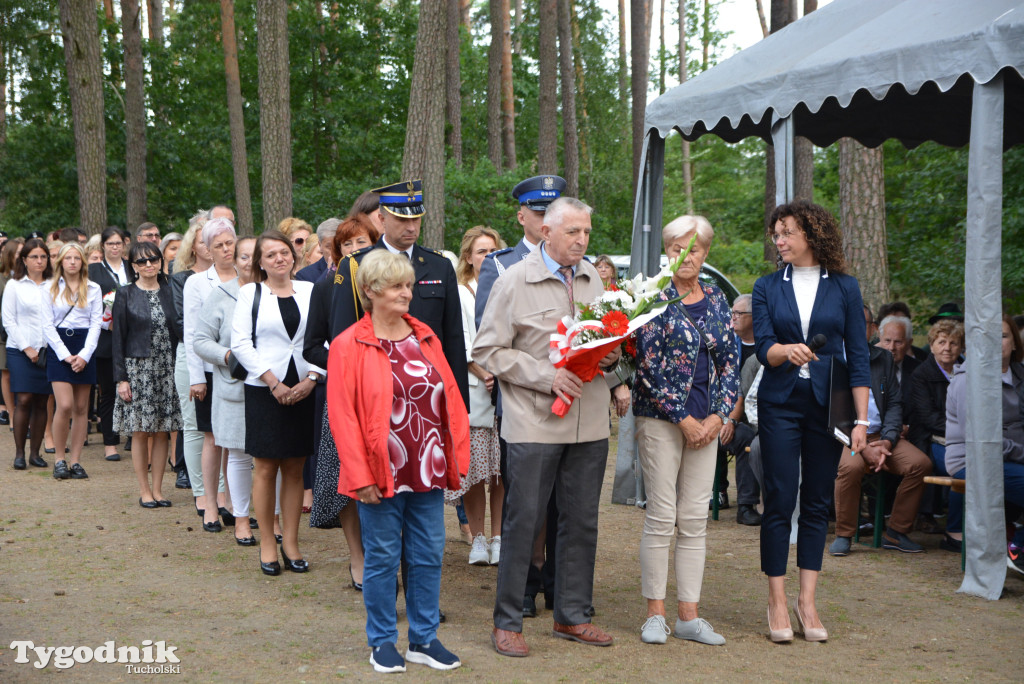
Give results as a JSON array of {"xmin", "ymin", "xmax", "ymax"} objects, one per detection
[
  {"xmin": 474, "ymin": 238, "xmax": 532, "ymax": 329},
  {"xmin": 752, "ymin": 265, "xmax": 870, "ymax": 407},
  {"xmin": 295, "ymin": 258, "xmax": 328, "ymax": 283}
]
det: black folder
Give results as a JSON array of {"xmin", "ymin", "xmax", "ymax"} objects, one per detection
[{"xmin": 828, "ymin": 356, "xmax": 855, "ymax": 447}]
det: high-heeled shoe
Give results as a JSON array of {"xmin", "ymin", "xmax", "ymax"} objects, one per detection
[
  {"xmin": 767, "ymin": 606, "xmax": 794, "ymax": 643},
  {"xmin": 349, "ymin": 564, "xmax": 363, "ymax": 591},
  {"xmin": 219, "ymin": 507, "xmax": 235, "ymax": 527},
  {"xmin": 792, "ymin": 601, "xmax": 828, "ymax": 642},
  {"xmin": 281, "ymin": 549, "xmax": 309, "ymax": 573},
  {"xmin": 260, "ymin": 558, "xmax": 281, "ymax": 576}
]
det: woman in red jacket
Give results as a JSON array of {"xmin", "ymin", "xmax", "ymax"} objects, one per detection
[{"xmin": 327, "ymin": 249, "xmax": 469, "ymax": 674}]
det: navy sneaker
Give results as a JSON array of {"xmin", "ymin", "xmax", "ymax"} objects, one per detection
[
  {"xmin": 882, "ymin": 528, "xmax": 924, "ymax": 553},
  {"xmin": 406, "ymin": 638, "xmax": 461, "ymax": 670},
  {"xmin": 369, "ymin": 643, "xmax": 405, "ymax": 673}
]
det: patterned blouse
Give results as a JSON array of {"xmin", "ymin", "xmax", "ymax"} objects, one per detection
[
  {"xmin": 632, "ymin": 281, "xmax": 740, "ymax": 425},
  {"xmin": 381, "ymin": 333, "xmax": 448, "ymax": 493}
]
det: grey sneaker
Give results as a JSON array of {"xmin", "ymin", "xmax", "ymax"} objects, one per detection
[
  {"xmin": 882, "ymin": 529, "xmax": 924, "ymax": 553},
  {"xmin": 640, "ymin": 615, "xmax": 671, "ymax": 644},
  {"xmin": 673, "ymin": 617, "xmax": 726, "ymax": 645},
  {"xmin": 829, "ymin": 536, "xmax": 852, "ymax": 556}
]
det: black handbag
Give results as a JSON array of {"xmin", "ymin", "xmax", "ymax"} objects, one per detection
[
  {"xmin": 227, "ymin": 284, "xmax": 261, "ymax": 380},
  {"xmin": 34, "ymin": 303, "xmax": 76, "ymax": 370}
]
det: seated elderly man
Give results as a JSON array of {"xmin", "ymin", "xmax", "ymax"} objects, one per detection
[
  {"xmin": 876, "ymin": 314, "xmax": 921, "ymax": 437},
  {"xmin": 829, "ymin": 324, "xmax": 932, "ymax": 556}
]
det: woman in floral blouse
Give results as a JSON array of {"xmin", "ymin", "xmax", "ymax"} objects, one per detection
[{"xmin": 631, "ymin": 215, "xmax": 739, "ymax": 647}]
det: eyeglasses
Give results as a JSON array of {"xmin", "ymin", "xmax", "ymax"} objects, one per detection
[
  {"xmin": 133, "ymin": 256, "xmax": 160, "ymax": 266},
  {"xmin": 139, "ymin": 232, "xmax": 160, "ymax": 240},
  {"xmin": 731, "ymin": 311, "xmax": 751, "ymax": 318},
  {"xmin": 772, "ymin": 230, "xmax": 802, "ymax": 243},
  {"xmin": 293, "ymin": 238, "xmax": 306, "ymax": 246}
]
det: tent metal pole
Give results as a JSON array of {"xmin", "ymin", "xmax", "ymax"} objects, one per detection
[{"xmin": 958, "ymin": 74, "xmax": 1006, "ymax": 601}]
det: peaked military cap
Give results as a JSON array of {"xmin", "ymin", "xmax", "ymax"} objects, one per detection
[
  {"xmin": 373, "ymin": 179, "xmax": 425, "ymax": 218},
  {"xmin": 512, "ymin": 175, "xmax": 567, "ymax": 210}
]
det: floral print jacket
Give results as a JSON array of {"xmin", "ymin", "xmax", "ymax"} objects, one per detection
[{"xmin": 632, "ymin": 281, "xmax": 739, "ymax": 425}]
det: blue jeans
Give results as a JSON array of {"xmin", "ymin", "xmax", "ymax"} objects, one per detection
[
  {"xmin": 358, "ymin": 490, "xmax": 444, "ymax": 647},
  {"xmin": 929, "ymin": 443, "xmax": 948, "ymax": 477},
  {"xmin": 948, "ymin": 462, "xmax": 1024, "ymax": 545}
]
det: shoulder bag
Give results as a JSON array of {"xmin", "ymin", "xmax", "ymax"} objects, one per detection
[{"xmin": 227, "ymin": 284, "xmax": 261, "ymax": 380}]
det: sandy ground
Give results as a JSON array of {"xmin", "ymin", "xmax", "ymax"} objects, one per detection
[{"xmin": 2, "ymin": 422, "xmax": 1024, "ymax": 683}]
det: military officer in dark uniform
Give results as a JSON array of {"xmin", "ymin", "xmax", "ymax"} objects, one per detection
[{"xmin": 474, "ymin": 175, "xmax": 567, "ymax": 619}]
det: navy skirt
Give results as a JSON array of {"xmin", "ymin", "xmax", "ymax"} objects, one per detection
[
  {"xmin": 7, "ymin": 347, "xmax": 53, "ymax": 395},
  {"xmin": 46, "ymin": 328, "xmax": 98, "ymax": 385}
]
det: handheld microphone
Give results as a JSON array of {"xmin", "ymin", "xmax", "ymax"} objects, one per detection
[{"xmin": 787, "ymin": 334, "xmax": 827, "ymax": 372}]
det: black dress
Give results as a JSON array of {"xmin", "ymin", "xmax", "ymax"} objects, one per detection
[{"xmin": 244, "ymin": 296, "xmax": 315, "ymax": 459}]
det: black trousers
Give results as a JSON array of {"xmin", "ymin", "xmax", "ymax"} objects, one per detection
[{"xmin": 95, "ymin": 356, "xmax": 119, "ymax": 447}]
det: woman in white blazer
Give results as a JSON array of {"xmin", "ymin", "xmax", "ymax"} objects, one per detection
[{"xmin": 232, "ymin": 231, "xmax": 324, "ymax": 576}]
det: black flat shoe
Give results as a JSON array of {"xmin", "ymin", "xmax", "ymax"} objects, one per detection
[
  {"xmin": 13, "ymin": 455, "xmax": 26, "ymax": 470},
  {"xmin": 45, "ymin": 447, "xmax": 56, "ymax": 454},
  {"xmin": 260, "ymin": 559, "xmax": 281, "ymax": 576},
  {"xmin": 28, "ymin": 454, "xmax": 48, "ymax": 468},
  {"xmin": 349, "ymin": 564, "xmax": 363, "ymax": 591},
  {"xmin": 175, "ymin": 471, "xmax": 190, "ymax": 489},
  {"xmin": 69, "ymin": 463, "xmax": 88, "ymax": 479},
  {"xmin": 105, "ymin": 452, "xmax": 121, "ymax": 461},
  {"xmin": 139, "ymin": 498, "xmax": 158, "ymax": 509},
  {"xmin": 274, "ymin": 534, "xmax": 283, "ymax": 544},
  {"xmin": 235, "ymin": 535, "xmax": 257, "ymax": 546},
  {"xmin": 249, "ymin": 518, "xmax": 259, "ymax": 529},
  {"xmin": 195, "ymin": 506, "xmax": 205, "ymax": 518},
  {"xmin": 156, "ymin": 499, "xmax": 172, "ymax": 507},
  {"xmin": 281, "ymin": 549, "xmax": 309, "ymax": 573},
  {"xmin": 203, "ymin": 520, "xmax": 223, "ymax": 533},
  {"xmin": 52, "ymin": 460, "xmax": 70, "ymax": 479},
  {"xmin": 219, "ymin": 507, "xmax": 236, "ymax": 527},
  {"xmin": 0, "ymin": 410, "xmax": 10, "ymax": 425}
]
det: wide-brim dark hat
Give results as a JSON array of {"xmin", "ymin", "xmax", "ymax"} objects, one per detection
[
  {"xmin": 373, "ymin": 179, "xmax": 425, "ymax": 218},
  {"xmin": 929, "ymin": 302, "xmax": 964, "ymax": 324},
  {"xmin": 512, "ymin": 175, "xmax": 567, "ymax": 211}
]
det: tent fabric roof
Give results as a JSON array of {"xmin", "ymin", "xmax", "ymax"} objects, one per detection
[{"xmin": 645, "ymin": 0, "xmax": 1024, "ymax": 149}]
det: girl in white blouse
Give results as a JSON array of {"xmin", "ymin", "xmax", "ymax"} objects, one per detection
[
  {"xmin": 43, "ymin": 243, "xmax": 103, "ymax": 480},
  {"xmin": 2, "ymin": 238, "xmax": 54, "ymax": 470}
]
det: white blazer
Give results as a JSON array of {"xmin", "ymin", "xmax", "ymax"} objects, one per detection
[
  {"xmin": 184, "ymin": 267, "xmax": 231, "ymax": 385},
  {"xmin": 3, "ymin": 277, "xmax": 48, "ymax": 352},
  {"xmin": 231, "ymin": 281, "xmax": 325, "ymax": 387}
]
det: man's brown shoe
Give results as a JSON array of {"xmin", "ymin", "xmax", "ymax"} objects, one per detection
[
  {"xmin": 552, "ymin": 621, "xmax": 614, "ymax": 647},
  {"xmin": 492, "ymin": 628, "xmax": 529, "ymax": 657}
]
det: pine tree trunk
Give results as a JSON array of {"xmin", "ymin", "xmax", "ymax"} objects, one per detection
[
  {"xmin": 764, "ymin": 0, "xmax": 790, "ymax": 260},
  {"xmin": 499, "ymin": 0, "xmax": 516, "ymax": 169},
  {"xmin": 0, "ymin": 14, "xmax": 6, "ymax": 147},
  {"xmin": 59, "ymin": 0, "xmax": 107, "ymax": 236},
  {"xmin": 839, "ymin": 138, "xmax": 889, "ymax": 309},
  {"xmin": 658, "ymin": 0, "xmax": 665, "ymax": 94},
  {"xmin": 147, "ymin": 0, "xmax": 163, "ymax": 43},
  {"xmin": 122, "ymin": 0, "xmax": 147, "ymax": 230},
  {"xmin": 755, "ymin": 0, "xmax": 768, "ymax": 37},
  {"xmin": 630, "ymin": 0, "xmax": 652, "ymax": 191},
  {"xmin": 557, "ymin": 0, "xmax": 578, "ymax": 196},
  {"xmin": 221, "ymin": 0, "xmax": 254, "ymax": 235},
  {"xmin": 678, "ymin": 0, "xmax": 693, "ymax": 213},
  {"xmin": 571, "ymin": 3, "xmax": 593, "ymax": 200},
  {"xmin": 513, "ymin": 0, "xmax": 523, "ymax": 54},
  {"xmin": 793, "ymin": 0, "xmax": 816, "ymax": 201},
  {"xmin": 536, "ymin": 0, "xmax": 557, "ymax": 174},
  {"xmin": 617, "ymin": 0, "xmax": 627, "ymax": 104},
  {"xmin": 257, "ymin": 0, "xmax": 292, "ymax": 229},
  {"xmin": 445, "ymin": 0, "xmax": 462, "ymax": 166},
  {"xmin": 402, "ymin": 0, "xmax": 447, "ymax": 250},
  {"xmin": 102, "ymin": 0, "xmax": 121, "ymax": 84},
  {"xmin": 460, "ymin": 0, "xmax": 472, "ymax": 29},
  {"xmin": 486, "ymin": 0, "xmax": 503, "ymax": 169}
]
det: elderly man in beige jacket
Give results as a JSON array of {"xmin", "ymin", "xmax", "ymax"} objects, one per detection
[{"xmin": 474, "ymin": 197, "xmax": 621, "ymax": 658}]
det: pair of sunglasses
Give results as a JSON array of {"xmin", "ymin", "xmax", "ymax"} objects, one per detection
[
  {"xmin": 293, "ymin": 237, "xmax": 306, "ymax": 246},
  {"xmin": 134, "ymin": 256, "xmax": 160, "ymax": 265}
]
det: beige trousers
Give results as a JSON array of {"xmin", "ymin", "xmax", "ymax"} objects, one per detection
[{"xmin": 636, "ymin": 416, "xmax": 718, "ymax": 603}]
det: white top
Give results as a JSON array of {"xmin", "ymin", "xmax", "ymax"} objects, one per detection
[
  {"xmin": 791, "ymin": 265, "xmax": 820, "ymax": 379},
  {"xmin": 459, "ymin": 281, "xmax": 496, "ymax": 428},
  {"xmin": 99, "ymin": 259, "xmax": 130, "ymax": 287},
  {"xmin": 745, "ymin": 365, "xmax": 764, "ymax": 428},
  {"xmin": 184, "ymin": 267, "xmax": 235, "ymax": 385},
  {"xmin": 2, "ymin": 276, "xmax": 49, "ymax": 352},
  {"xmin": 42, "ymin": 278, "xmax": 103, "ymax": 362},
  {"xmin": 230, "ymin": 281, "xmax": 325, "ymax": 387}
]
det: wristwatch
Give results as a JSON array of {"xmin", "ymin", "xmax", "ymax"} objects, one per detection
[
  {"xmin": 722, "ymin": 416, "xmax": 735, "ymax": 425},
  {"xmin": 853, "ymin": 419, "xmax": 870, "ymax": 427},
  {"xmin": 307, "ymin": 372, "xmax": 320, "ymax": 383}
]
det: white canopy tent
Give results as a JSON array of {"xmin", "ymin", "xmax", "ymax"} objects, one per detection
[{"xmin": 631, "ymin": 0, "xmax": 1024, "ymax": 599}]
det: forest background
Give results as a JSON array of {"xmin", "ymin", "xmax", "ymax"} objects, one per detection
[{"xmin": 0, "ymin": 0, "xmax": 1021, "ymax": 331}]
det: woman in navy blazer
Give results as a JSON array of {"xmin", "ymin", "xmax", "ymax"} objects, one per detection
[{"xmin": 751, "ymin": 201, "xmax": 870, "ymax": 643}]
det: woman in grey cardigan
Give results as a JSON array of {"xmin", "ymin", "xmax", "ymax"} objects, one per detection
[{"xmin": 194, "ymin": 237, "xmax": 258, "ymax": 545}]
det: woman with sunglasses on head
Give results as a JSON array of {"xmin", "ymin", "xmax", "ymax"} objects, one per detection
[
  {"xmin": 111, "ymin": 242, "xmax": 182, "ymax": 506},
  {"xmin": 43, "ymin": 242, "xmax": 103, "ymax": 480},
  {"xmin": 233, "ymin": 231, "xmax": 323, "ymax": 576},
  {"xmin": 194, "ymin": 236, "xmax": 259, "ymax": 544},
  {"xmin": 277, "ymin": 217, "xmax": 312, "ymax": 276},
  {"xmin": 3, "ymin": 238, "xmax": 53, "ymax": 470},
  {"xmin": 89, "ymin": 226, "xmax": 135, "ymax": 463},
  {"xmin": 183, "ymin": 217, "xmax": 239, "ymax": 533}
]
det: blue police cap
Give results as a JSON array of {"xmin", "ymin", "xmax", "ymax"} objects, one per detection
[
  {"xmin": 373, "ymin": 179, "xmax": 425, "ymax": 218},
  {"xmin": 512, "ymin": 175, "xmax": 566, "ymax": 210}
]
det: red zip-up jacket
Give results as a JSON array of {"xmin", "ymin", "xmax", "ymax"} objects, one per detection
[{"xmin": 327, "ymin": 312, "xmax": 469, "ymax": 498}]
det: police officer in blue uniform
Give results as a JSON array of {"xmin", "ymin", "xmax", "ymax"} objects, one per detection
[{"xmin": 474, "ymin": 175, "xmax": 569, "ymax": 619}]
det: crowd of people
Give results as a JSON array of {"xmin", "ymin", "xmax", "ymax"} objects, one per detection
[{"xmin": 3, "ymin": 180, "xmax": 1022, "ymax": 673}]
